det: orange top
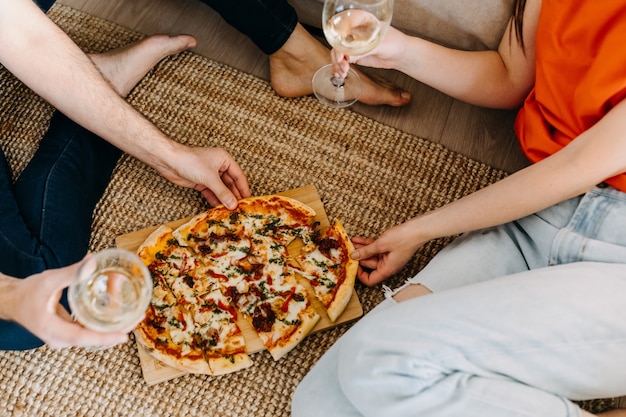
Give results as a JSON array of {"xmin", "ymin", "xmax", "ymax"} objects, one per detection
[{"xmin": 514, "ymin": 0, "xmax": 626, "ymax": 191}]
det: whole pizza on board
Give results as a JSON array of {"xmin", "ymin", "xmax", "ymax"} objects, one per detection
[{"xmin": 134, "ymin": 194, "xmax": 357, "ymax": 376}]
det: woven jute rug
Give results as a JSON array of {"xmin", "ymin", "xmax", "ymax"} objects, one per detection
[{"xmin": 0, "ymin": 4, "xmax": 618, "ymax": 416}]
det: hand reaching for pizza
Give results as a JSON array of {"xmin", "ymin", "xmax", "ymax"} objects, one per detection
[
  {"xmin": 0, "ymin": 262, "xmax": 131, "ymax": 349},
  {"xmin": 351, "ymin": 222, "xmax": 425, "ymax": 286},
  {"xmin": 154, "ymin": 145, "xmax": 251, "ymax": 210}
]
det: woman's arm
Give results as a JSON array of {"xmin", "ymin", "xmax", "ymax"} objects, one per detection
[
  {"xmin": 333, "ymin": 0, "xmax": 541, "ymax": 108},
  {"xmin": 353, "ymin": 98, "xmax": 626, "ymax": 285}
]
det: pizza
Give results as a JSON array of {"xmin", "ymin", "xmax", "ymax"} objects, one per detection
[
  {"xmin": 134, "ymin": 194, "xmax": 357, "ymax": 375},
  {"xmin": 293, "ymin": 220, "xmax": 358, "ymax": 322}
]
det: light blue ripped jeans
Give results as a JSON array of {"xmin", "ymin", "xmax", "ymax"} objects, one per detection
[{"xmin": 292, "ymin": 184, "xmax": 626, "ymax": 417}]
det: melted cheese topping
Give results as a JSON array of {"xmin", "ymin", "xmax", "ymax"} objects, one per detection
[{"xmin": 141, "ymin": 196, "xmax": 320, "ymax": 365}]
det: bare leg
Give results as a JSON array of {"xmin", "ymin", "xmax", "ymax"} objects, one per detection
[
  {"xmin": 89, "ymin": 34, "xmax": 197, "ymax": 97},
  {"xmin": 392, "ymin": 282, "xmax": 432, "ymax": 302},
  {"xmin": 269, "ymin": 23, "xmax": 411, "ymax": 107}
]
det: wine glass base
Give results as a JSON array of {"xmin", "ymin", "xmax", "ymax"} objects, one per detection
[{"xmin": 312, "ymin": 64, "xmax": 361, "ymax": 108}]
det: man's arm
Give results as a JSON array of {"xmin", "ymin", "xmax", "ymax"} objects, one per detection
[{"xmin": 0, "ymin": 0, "xmax": 250, "ymax": 208}]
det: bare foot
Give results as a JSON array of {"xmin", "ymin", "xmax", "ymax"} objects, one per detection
[
  {"xmin": 89, "ymin": 34, "xmax": 197, "ymax": 97},
  {"xmin": 269, "ymin": 23, "xmax": 411, "ymax": 107}
]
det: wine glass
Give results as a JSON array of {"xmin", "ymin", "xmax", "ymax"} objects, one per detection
[
  {"xmin": 312, "ymin": 0, "xmax": 394, "ymax": 108},
  {"xmin": 68, "ymin": 248, "xmax": 152, "ymax": 333}
]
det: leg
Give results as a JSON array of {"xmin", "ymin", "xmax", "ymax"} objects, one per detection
[
  {"xmin": 0, "ymin": 111, "xmax": 121, "ymax": 350},
  {"xmin": 199, "ymin": 0, "xmax": 298, "ymax": 55},
  {"xmin": 89, "ymin": 34, "xmax": 196, "ymax": 98},
  {"xmin": 292, "ymin": 299, "xmax": 396, "ymax": 417},
  {"xmin": 33, "ymin": 0, "xmax": 56, "ymax": 13},
  {"xmin": 294, "ymin": 262, "xmax": 626, "ymax": 417},
  {"xmin": 5, "ymin": 112, "xmax": 122, "ymax": 277},
  {"xmin": 199, "ymin": 0, "xmax": 411, "ymax": 106},
  {"xmin": 416, "ymin": 196, "xmax": 581, "ymax": 292},
  {"xmin": 1, "ymin": 33, "xmax": 196, "ymax": 277},
  {"xmin": 0, "ymin": 35, "xmax": 196, "ymax": 349},
  {"xmin": 269, "ymin": 22, "xmax": 412, "ymax": 107}
]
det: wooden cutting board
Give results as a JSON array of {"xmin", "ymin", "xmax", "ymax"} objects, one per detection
[{"xmin": 115, "ymin": 184, "xmax": 363, "ymax": 385}]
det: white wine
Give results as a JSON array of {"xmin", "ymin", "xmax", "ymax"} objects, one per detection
[
  {"xmin": 324, "ymin": 9, "xmax": 385, "ymax": 55},
  {"xmin": 69, "ymin": 249, "xmax": 152, "ymax": 333},
  {"xmin": 312, "ymin": 0, "xmax": 393, "ymax": 108}
]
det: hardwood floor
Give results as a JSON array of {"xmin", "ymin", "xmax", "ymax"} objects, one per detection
[{"xmin": 59, "ymin": 0, "xmax": 530, "ymax": 173}]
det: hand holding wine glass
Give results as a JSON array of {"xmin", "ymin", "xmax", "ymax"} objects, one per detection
[
  {"xmin": 312, "ymin": 0, "xmax": 395, "ymax": 108},
  {"xmin": 69, "ymin": 248, "xmax": 152, "ymax": 335}
]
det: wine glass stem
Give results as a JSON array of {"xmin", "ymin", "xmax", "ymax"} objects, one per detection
[{"xmin": 331, "ymin": 76, "xmax": 346, "ymax": 88}]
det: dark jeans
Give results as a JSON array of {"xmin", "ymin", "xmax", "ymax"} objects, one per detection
[
  {"xmin": 34, "ymin": 0, "xmax": 56, "ymax": 13},
  {"xmin": 0, "ymin": 112, "xmax": 121, "ymax": 349},
  {"xmin": 36, "ymin": 0, "xmax": 298, "ymax": 54},
  {"xmin": 200, "ymin": 0, "xmax": 298, "ymax": 55}
]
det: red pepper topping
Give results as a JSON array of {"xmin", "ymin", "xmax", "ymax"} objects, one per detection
[
  {"xmin": 207, "ymin": 269, "xmax": 229, "ymax": 281},
  {"xmin": 281, "ymin": 287, "xmax": 296, "ymax": 312},
  {"xmin": 177, "ymin": 311, "xmax": 187, "ymax": 331},
  {"xmin": 218, "ymin": 300, "xmax": 238, "ymax": 319}
]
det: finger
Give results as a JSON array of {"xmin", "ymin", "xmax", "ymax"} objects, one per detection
[
  {"xmin": 357, "ymin": 257, "xmax": 379, "ymax": 270},
  {"xmin": 200, "ymin": 187, "xmax": 221, "ymax": 207},
  {"xmin": 357, "ymin": 267, "xmax": 387, "ymax": 287},
  {"xmin": 45, "ymin": 260, "xmax": 84, "ymax": 291},
  {"xmin": 219, "ymin": 172, "xmax": 240, "ymax": 200},
  {"xmin": 350, "ymin": 236, "xmax": 375, "ymax": 247},
  {"xmin": 233, "ymin": 174, "xmax": 251, "ymax": 199},
  {"xmin": 43, "ymin": 318, "xmax": 129, "ymax": 349},
  {"xmin": 356, "ymin": 266, "xmax": 371, "ymax": 284},
  {"xmin": 209, "ymin": 182, "xmax": 237, "ymax": 210},
  {"xmin": 220, "ymin": 171, "xmax": 250, "ymax": 201},
  {"xmin": 351, "ymin": 240, "xmax": 382, "ymax": 261},
  {"xmin": 330, "ymin": 49, "xmax": 348, "ymax": 77},
  {"xmin": 222, "ymin": 161, "xmax": 251, "ymax": 199},
  {"xmin": 56, "ymin": 303, "xmax": 73, "ymax": 322}
]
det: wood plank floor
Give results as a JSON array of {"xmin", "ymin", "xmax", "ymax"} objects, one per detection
[{"xmin": 59, "ymin": 0, "xmax": 530, "ymax": 173}]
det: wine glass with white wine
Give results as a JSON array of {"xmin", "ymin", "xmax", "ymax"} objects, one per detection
[
  {"xmin": 68, "ymin": 248, "xmax": 152, "ymax": 335},
  {"xmin": 312, "ymin": 0, "xmax": 394, "ymax": 108}
]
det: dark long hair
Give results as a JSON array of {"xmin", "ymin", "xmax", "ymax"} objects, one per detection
[{"xmin": 512, "ymin": 0, "xmax": 527, "ymax": 50}]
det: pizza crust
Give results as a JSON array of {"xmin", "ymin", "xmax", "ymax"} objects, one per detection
[
  {"xmin": 137, "ymin": 225, "xmax": 173, "ymax": 262},
  {"xmin": 264, "ymin": 307, "xmax": 320, "ymax": 361},
  {"xmin": 133, "ymin": 329, "xmax": 210, "ymax": 374},
  {"xmin": 325, "ymin": 222, "xmax": 358, "ymax": 322},
  {"xmin": 206, "ymin": 353, "xmax": 254, "ymax": 376},
  {"xmin": 134, "ymin": 328, "xmax": 254, "ymax": 376}
]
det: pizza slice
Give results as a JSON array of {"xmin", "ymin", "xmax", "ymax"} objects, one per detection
[
  {"xmin": 174, "ymin": 195, "xmax": 317, "ymax": 249},
  {"xmin": 136, "ymin": 226, "xmax": 253, "ymax": 375},
  {"xmin": 244, "ymin": 272, "xmax": 320, "ymax": 360},
  {"xmin": 187, "ymin": 289, "xmax": 253, "ymax": 375},
  {"xmin": 293, "ymin": 220, "xmax": 358, "ymax": 322},
  {"xmin": 137, "ymin": 226, "xmax": 215, "ymax": 303},
  {"xmin": 134, "ymin": 283, "xmax": 212, "ymax": 374}
]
